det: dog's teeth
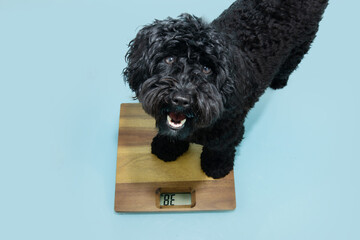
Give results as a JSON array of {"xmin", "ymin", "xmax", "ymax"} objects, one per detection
[{"xmin": 167, "ymin": 115, "xmax": 186, "ymax": 129}]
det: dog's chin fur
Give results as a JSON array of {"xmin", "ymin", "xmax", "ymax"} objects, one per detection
[
  {"xmin": 124, "ymin": 1, "xmax": 329, "ymax": 178},
  {"xmin": 155, "ymin": 112, "xmax": 195, "ymax": 140}
]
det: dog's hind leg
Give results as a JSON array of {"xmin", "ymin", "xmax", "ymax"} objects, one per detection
[
  {"xmin": 151, "ymin": 134, "xmax": 189, "ymax": 162},
  {"xmin": 270, "ymin": 40, "xmax": 313, "ymax": 90}
]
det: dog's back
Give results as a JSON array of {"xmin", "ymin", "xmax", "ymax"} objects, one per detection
[{"xmin": 212, "ymin": 0, "xmax": 329, "ymax": 93}]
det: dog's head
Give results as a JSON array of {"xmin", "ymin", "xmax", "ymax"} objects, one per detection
[{"xmin": 124, "ymin": 14, "xmax": 237, "ymax": 139}]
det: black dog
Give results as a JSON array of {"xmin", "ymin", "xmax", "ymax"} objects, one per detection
[{"xmin": 124, "ymin": 0, "xmax": 328, "ymax": 178}]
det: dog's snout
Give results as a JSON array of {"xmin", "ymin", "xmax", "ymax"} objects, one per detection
[{"xmin": 171, "ymin": 93, "xmax": 191, "ymax": 108}]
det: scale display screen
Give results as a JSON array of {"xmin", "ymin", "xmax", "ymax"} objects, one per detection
[
  {"xmin": 156, "ymin": 188, "xmax": 196, "ymax": 209},
  {"xmin": 160, "ymin": 193, "xmax": 192, "ymax": 206}
]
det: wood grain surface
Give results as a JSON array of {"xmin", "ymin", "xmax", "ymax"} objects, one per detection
[{"xmin": 115, "ymin": 103, "xmax": 236, "ymax": 212}]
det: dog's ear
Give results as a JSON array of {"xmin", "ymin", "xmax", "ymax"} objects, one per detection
[
  {"xmin": 217, "ymin": 48, "xmax": 251, "ymax": 108},
  {"xmin": 219, "ymin": 47, "xmax": 254, "ymax": 109},
  {"xmin": 123, "ymin": 25, "xmax": 155, "ymax": 96},
  {"xmin": 216, "ymin": 44, "xmax": 238, "ymax": 103}
]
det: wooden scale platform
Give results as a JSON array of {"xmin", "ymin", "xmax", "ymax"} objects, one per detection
[{"xmin": 114, "ymin": 103, "xmax": 236, "ymax": 212}]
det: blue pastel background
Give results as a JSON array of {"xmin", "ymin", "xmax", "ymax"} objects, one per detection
[{"xmin": 1, "ymin": 0, "xmax": 359, "ymax": 239}]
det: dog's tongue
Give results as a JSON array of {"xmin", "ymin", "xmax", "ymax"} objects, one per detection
[{"xmin": 169, "ymin": 112, "xmax": 186, "ymax": 122}]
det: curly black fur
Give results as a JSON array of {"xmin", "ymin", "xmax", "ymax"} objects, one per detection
[
  {"xmin": 124, "ymin": 0, "xmax": 328, "ymax": 178},
  {"xmin": 151, "ymin": 135, "xmax": 189, "ymax": 162}
]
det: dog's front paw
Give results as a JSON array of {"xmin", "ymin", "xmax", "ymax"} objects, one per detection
[
  {"xmin": 151, "ymin": 134, "xmax": 189, "ymax": 162},
  {"xmin": 201, "ymin": 147, "xmax": 235, "ymax": 179}
]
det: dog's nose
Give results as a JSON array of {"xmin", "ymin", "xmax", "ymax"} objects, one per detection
[{"xmin": 171, "ymin": 93, "xmax": 191, "ymax": 108}]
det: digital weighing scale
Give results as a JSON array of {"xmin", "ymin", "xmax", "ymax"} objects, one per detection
[{"xmin": 114, "ymin": 103, "xmax": 236, "ymax": 212}]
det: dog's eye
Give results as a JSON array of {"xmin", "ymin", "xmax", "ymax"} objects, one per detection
[
  {"xmin": 165, "ymin": 56, "xmax": 175, "ymax": 64},
  {"xmin": 202, "ymin": 66, "xmax": 212, "ymax": 74}
]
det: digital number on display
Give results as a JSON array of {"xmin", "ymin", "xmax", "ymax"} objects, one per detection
[{"xmin": 160, "ymin": 193, "xmax": 192, "ymax": 207}]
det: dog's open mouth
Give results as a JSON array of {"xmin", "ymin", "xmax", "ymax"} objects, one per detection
[{"xmin": 167, "ymin": 112, "xmax": 186, "ymax": 130}]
